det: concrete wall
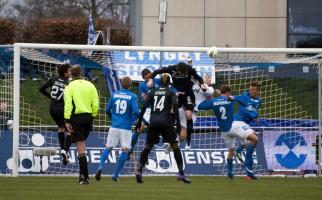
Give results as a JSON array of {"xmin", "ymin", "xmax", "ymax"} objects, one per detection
[{"xmin": 141, "ymin": 0, "xmax": 287, "ymax": 47}]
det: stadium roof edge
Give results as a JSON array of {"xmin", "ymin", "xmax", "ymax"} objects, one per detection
[{"xmin": 12, "ymin": 43, "xmax": 322, "ymax": 54}]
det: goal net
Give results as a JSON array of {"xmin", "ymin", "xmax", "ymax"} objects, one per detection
[{"xmin": 0, "ymin": 44, "xmax": 321, "ymax": 177}]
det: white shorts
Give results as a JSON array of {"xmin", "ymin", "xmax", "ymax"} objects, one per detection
[
  {"xmin": 106, "ymin": 127, "xmax": 132, "ymax": 149},
  {"xmin": 222, "ymin": 121, "xmax": 254, "ymax": 149},
  {"xmin": 143, "ymin": 108, "xmax": 151, "ymax": 124},
  {"xmin": 179, "ymin": 107, "xmax": 197, "ymax": 128}
]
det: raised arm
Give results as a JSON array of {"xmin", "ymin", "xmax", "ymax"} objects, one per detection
[
  {"xmin": 135, "ymin": 91, "xmax": 152, "ymax": 131},
  {"xmin": 198, "ymin": 99, "xmax": 213, "ymax": 111},
  {"xmin": 39, "ymin": 79, "xmax": 52, "ymax": 99},
  {"xmin": 229, "ymin": 94, "xmax": 247, "ymax": 106},
  {"xmin": 169, "ymin": 91, "xmax": 181, "ymax": 132},
  {"xmin": 132, "ymin": 94, "xmax": 140, "ymax": 120},
  {"xmin": 189, "ymin": 67, "xmax": 204, "ymax": 85},
  {"xmin": 204, "ymin": 86, "xmax": 215, "ymax": 99},
  {"xmin": 139, "ymin": 82, "xmax": 148, "ymax": 103},
  {"xmin": 151, "ymin": 65, "xmax": 174, "ymax": 79}
]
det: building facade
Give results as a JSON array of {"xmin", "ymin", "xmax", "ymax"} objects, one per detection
[{"xmin": 132, "ymin": 0, "xmax": 321, "ymax": 48}]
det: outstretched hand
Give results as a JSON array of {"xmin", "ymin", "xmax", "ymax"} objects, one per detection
[
  {"xmin": 135, "ymin": 121, "xmax": 142, "ymax": 132},
  {"xmin": 147, "ymin": 79, "xmax": 153, "ymax": 88},
  {"xmin": 65, "ymin": 122, "xmax": 74, "ymax": 133},
  {"xmin": 200, "ymin": 83, "xmax": 208, "ymax": 92},
  {"xmin": 228, "ymin": 96, "xmax": 234, "ymax": 101},
  {"xmin": 176, "ymin": 92, "xmax": 185, "ymax": 96}
]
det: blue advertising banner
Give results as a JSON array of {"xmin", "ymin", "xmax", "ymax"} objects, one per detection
[
  {"xmin": 111, "ymin": 51, "xmax": 215, "ymax": 82},
  {"xmin": 0, "ymin": 130, "xmax": 263, "ymax": 175},
  {"xmin": 0, "ymin": 128, "xmax": 319, "ymax": 175}
]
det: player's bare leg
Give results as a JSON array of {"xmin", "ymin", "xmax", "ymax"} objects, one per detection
[{"xmin": 179, "ymin": 127, "xmax": 187, "ymax": 141}]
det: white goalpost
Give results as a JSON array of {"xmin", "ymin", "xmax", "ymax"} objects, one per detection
[{"xmin": 2, "ymin": 43, "xmax": 321, "ymax": 176}]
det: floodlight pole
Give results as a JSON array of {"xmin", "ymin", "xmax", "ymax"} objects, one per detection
[
  {"xmin": 159, "ymin": 0, "xmax": 167, "ymax": 68},
  {"xmin": 160, "ymin": 23, "xmax": 164, "ymax": 67}
]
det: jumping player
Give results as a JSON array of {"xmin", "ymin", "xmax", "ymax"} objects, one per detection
[
  {"xmin": 128, "ymin": 68, "xmax": 161, "ymax": 159},
  {"xmin": 147, "ymin": 62, "xmax": 206, "ymax": 151},
  {"xmin": 199, "ymin": 84, "xmax": 260, "ymax": 179},
  {"xmin": 230, "ymin": 81, "xmax": 262, "ymax": 180},
  {"xmin": 39, "ymin": 64, "xmax": 72, "ymax": 165},
  {"xmin": 178, "ymin": 74, "xmax": 214, "ymax": 150},
  {"xmin": 198, "ymin": 85, "xmax": 235, "ymax": 179},
  {"xmin": 135, "ymin": 73, "xmax": 191, "ymax": 184}
]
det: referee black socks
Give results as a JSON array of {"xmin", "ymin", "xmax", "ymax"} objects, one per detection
[{"xmin": 78, "ymin": 154, "xmax": 89, "ymax": 179}]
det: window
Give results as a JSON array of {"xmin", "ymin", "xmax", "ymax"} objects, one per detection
[{"xmin": 288, "ymin": 0, "xmax": 322, "ymax": 47}]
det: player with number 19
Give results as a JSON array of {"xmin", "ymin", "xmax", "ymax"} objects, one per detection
[
  {"xmin": 39, "ymin": 64, "xmax": 72, "ymax": 165},
  {"xmin": 95, "ymin": 76, "xmax": 139, "ymax": 182}
]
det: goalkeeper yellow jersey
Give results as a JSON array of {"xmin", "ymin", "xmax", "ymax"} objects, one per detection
[{"xmin": 64, "ymin": 78, "xmax": 99, "ymax": 120}]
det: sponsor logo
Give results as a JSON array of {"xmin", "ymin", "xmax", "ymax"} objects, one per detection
[
  {"xmin": 275, "ymin": 132, "xmax": 307, "ymax": 169},
  {"xmin": 145, "ymin": 148, "xmax": 257, "ymax": 173}
]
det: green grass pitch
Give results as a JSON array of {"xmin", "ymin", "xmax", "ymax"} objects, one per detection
[{"xmin": 0, "ymin": 176, "xmax": 321, "ymax": 200}]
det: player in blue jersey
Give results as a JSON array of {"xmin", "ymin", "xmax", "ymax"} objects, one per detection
[
  {"xmin": 229, "ymin": 81, "xmax": 262, "ymax": 180},
  {"xmin": 198, "ymin": 85, "xmax": 236, "ymax": 179},
  {"xmin": 128, "ymin": 68, "xmax": 161, "ymax": 159},
  {"xmin": 95, "ymin": 76, "xmax": 140, "ymax": 182}
]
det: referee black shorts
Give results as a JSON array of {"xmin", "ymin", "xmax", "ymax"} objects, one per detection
[
  {"xmin": 70, "ymin": 113, "xmax": 93, "ymax": 142},
  {"xmin": 50, "ymin": 103, "xmax": 65, "ymax": 128},
  {"xmin": 178, "ymin": 88, "xmax": 195, "ymax": 111},
  {"xmin": 146, "ymin": 125, "xmax": 178, "ymax": 145}
]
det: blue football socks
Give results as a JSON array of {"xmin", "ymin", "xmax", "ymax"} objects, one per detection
[
  {"xmin": 227, "ymin": 158, "xmax": 233, "ymax": 176},
  {"xmin": 113, "ymin": 151, "xmax": 128, "ymax": 178},
  {"xmin": 98, "ymin": 148, "xmax": 110, "ymax": 170},
  {"xmin": 236, "ymin": 145, "xmax": 244, "ymax": 154},
  {"xmin": 244, "ymin": 144, "xmax": 255, "ymax": 176}
]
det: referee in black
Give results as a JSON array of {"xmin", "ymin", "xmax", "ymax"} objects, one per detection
[
  {"xmin": 64, "ymin": 65, "xmax": 99, "ymax": 184},
  {"xmin": 135, "ymin": 73, "xmax": 191, "ymax": 184}
]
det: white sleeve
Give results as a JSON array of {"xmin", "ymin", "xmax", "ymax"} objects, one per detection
[{"xmin": 204, "ymin": 86, "xmax": 214, "ymax": 98}]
